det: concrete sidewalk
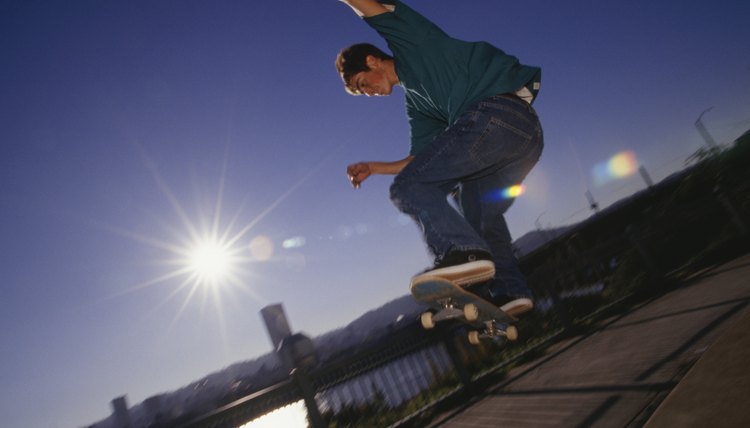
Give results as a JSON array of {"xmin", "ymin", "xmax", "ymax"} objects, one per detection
[
  {"xmin": 428, "ymin": 254, "xmax": 750, "ymax": 427},
  {"xmin": 644, "ymin": 304, "xmax": 750, "ymax": 427}
]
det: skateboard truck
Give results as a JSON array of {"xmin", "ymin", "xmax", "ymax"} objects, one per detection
[
  {"xmin": 468, "ymin": 321, "xmax": 518, "ymax": 345},
  {"xmin": 421, "ymin": 298, "xmax": 463, "ymax": 329},
  {"xmin": 412, "ymin": 278, "xmax": 519, "ymax": 345}
]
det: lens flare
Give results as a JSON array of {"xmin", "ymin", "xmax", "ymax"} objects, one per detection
[
  {"xmin": 282, "ymin": 236, "xmax": 306, "ymax": 249},
  {"xmin": 593, "ymin": 151, "xmax": 638, "ymax": 186},
  {"xmin": 502, "ymin": 184, "xmax": 526, "ymax": 199},
  {"xmin": 249, "ymin": 235, "xmax": 274, "ymax": 261},
  {"xmin": 483, "ymin": 184, "xmax": 526, "ymax": 203},
  {"xmin": 609, "ymin": 151, "xmax": 638, "ymax": 177}
]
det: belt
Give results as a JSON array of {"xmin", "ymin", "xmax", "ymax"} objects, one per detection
[{"xmin": 498, "ymin": 92, "xmax": 524, "ymax": 102}]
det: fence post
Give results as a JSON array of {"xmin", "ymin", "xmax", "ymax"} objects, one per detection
[
  {"xmin": 442, "ymin": 332, "xmax": 473, "ymax": 389},
  {"xmin": 713, "ymin": 185, "xmax": 748, "ymax": 236},
  {"xmin": 291, "ymin": 368, "xmax": 326, "ymax": 428},
  {"xmin": 551, "ymin": 280, "xmax": 573, "ymax": 327},
  {"xmin": 625, "ymin": 225, "xmax": 660, "ymax": 279}
]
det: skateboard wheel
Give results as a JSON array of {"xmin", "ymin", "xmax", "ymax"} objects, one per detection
[
  {"xmin": 468, "ymin": 330, "xmax": 481, "ymax": 345},
  {"xmin": 421, "ymin": 312, "xmax": 435, "ymax": 330},
  {"xmin": 505, "ymin": 325, "xmax": 518, "ymax": 341},
  {"xmin": 463, "ymin": 303, "xmax": 479, "ymax": 322}
]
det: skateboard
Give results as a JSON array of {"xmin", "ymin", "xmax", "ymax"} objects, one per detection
[{"xmin": 411, "ymin": 277, "xmax": 518, "ymax": 345}]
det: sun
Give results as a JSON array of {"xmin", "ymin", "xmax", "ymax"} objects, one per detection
[
  {"xmin": 105, "ymin": 145, "xmax": 326, "ymax": 328},
  {"xmin": 187, "ymin": 238, "xmax": 236, "ymax": 286}
]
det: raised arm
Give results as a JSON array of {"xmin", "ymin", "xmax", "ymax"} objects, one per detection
[{"xmin": 339, "ymin": 0, "xmax": 393, "ymax": 18}]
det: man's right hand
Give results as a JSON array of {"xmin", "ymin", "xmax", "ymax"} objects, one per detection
[
  {"xmin": 346, "ymin": 162, "xmax": 371, "ymax": 189},
  {"xmin": 339, "ymin": 0, "xmax": 391, "ymax": 18},
  {"xmin": 345, "ymin": 156, "xmax": 414, "ymax": 189}
]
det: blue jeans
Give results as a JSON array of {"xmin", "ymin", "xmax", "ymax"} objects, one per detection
[{"xmin": 390, "ymin": 93, "xmax": 543, "ymax": 298}]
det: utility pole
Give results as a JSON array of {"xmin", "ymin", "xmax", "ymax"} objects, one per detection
[
  {"xmin": 695, "ymin": 107, "xmax": 719, "ymax": 152},
  {"xmin": 535, "ymin": 212, "xmax": 552, "ymax": 243},
  {"xmin": 638, "ymin": 165, "xmax": 654, "ymax": 188},
  {"xmin": 585, "ymin": 190, "xmax": 600, "ymax": 213}
]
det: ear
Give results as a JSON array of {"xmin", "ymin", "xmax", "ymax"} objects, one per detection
[{"xmin": 365, "ymin": 55, "xmax": 380, "ymax": 69}]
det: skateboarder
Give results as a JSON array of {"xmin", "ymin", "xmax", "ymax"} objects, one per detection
[{"xmin": 337, "ymin": 0, "xmax": 543, "ymax": 317}]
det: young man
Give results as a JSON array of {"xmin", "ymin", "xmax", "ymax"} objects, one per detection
[{"xmin": 337, "ymin": 0, "xmax": 543, "ymax": 317}]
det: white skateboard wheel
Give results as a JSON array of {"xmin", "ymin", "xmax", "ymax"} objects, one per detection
[
  {"xmin": 463, "ymin": 303, "xmax": 479, "ymax": 322},
  {"xmin": 505, "ymin": 325, "xmax": 518, "ymax": 341},
  {"xmin": 421, "ymin": 312, "xmax": 435, "ymax": 329}
]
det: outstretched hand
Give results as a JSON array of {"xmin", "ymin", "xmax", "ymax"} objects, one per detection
[
  {"xmin": 346, "ymin": 162, "xmax": 371, "ymax": 189},
  {"xmin": 345, "ymin": 156, "xmax": 414, "ymax": 188}
]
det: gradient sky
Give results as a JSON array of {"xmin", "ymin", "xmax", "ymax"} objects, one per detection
[{"xmin": 1, "ymin": 1, "xmax": 749, "ymax": 426}]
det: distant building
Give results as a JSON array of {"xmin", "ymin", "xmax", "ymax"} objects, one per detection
[
  {"xmin": 111, "ymin": 396, "xmax": 132, "ymax": 428},
  {"xmin": 260, "ymin": 304, "xmax": 292, "ymax": 349},
  {"xmin": 261, "ymin": 304, "xmax": 318, "ymax": 371}
]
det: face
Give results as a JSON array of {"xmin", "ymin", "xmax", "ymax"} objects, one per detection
[
  {"xmin": 350, "ymin": 57, "xmax": 394, "ymax": 97},
  {"xmin": 351, "ymin": 69, "xmax": 392, "ymax": 96}
]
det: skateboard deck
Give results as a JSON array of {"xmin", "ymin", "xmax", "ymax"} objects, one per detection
[{"xmin": 411, "ymin": 277, "xmax": 518, "ymax": 345}]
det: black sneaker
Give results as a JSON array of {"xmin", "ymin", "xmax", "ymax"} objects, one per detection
[{"xmin": 411, "ymin": 250, "xmax": 495, "ymax": 287}]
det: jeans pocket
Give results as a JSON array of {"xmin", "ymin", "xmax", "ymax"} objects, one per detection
[{"xmin": 470, "ymin": 115, "xmax": 534, "ymax": 167}]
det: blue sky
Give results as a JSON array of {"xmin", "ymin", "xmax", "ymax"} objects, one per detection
[{"xmin": 1, "ymin": 1, "xmax": 749, "ymax": 426}]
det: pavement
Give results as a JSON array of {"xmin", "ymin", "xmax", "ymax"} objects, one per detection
[{"xmin": 427, "ymin": 253, "xmax": 750, "ymax": 427}]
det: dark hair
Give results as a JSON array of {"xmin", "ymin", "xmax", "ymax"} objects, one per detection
[{"xmin": 335, "ymin": 43, "xmax": 393, "ymax": 94}]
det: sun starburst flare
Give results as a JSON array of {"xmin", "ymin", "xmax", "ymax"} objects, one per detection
[
  {"xmin": 185, "ymin": 238, "xmax": 240, "ymax": 287},
  {"xmin": 96, "ymin": 148, "xmax": 279, "ymax": 331},
  {"xmin": 94, "ymin": 143, "xmax": 333, "ymax": 336}
]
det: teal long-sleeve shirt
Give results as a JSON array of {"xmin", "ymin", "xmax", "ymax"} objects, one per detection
[{"xmin": 365, "ymin": 0, "xmax": 541, "ymax": 155}]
